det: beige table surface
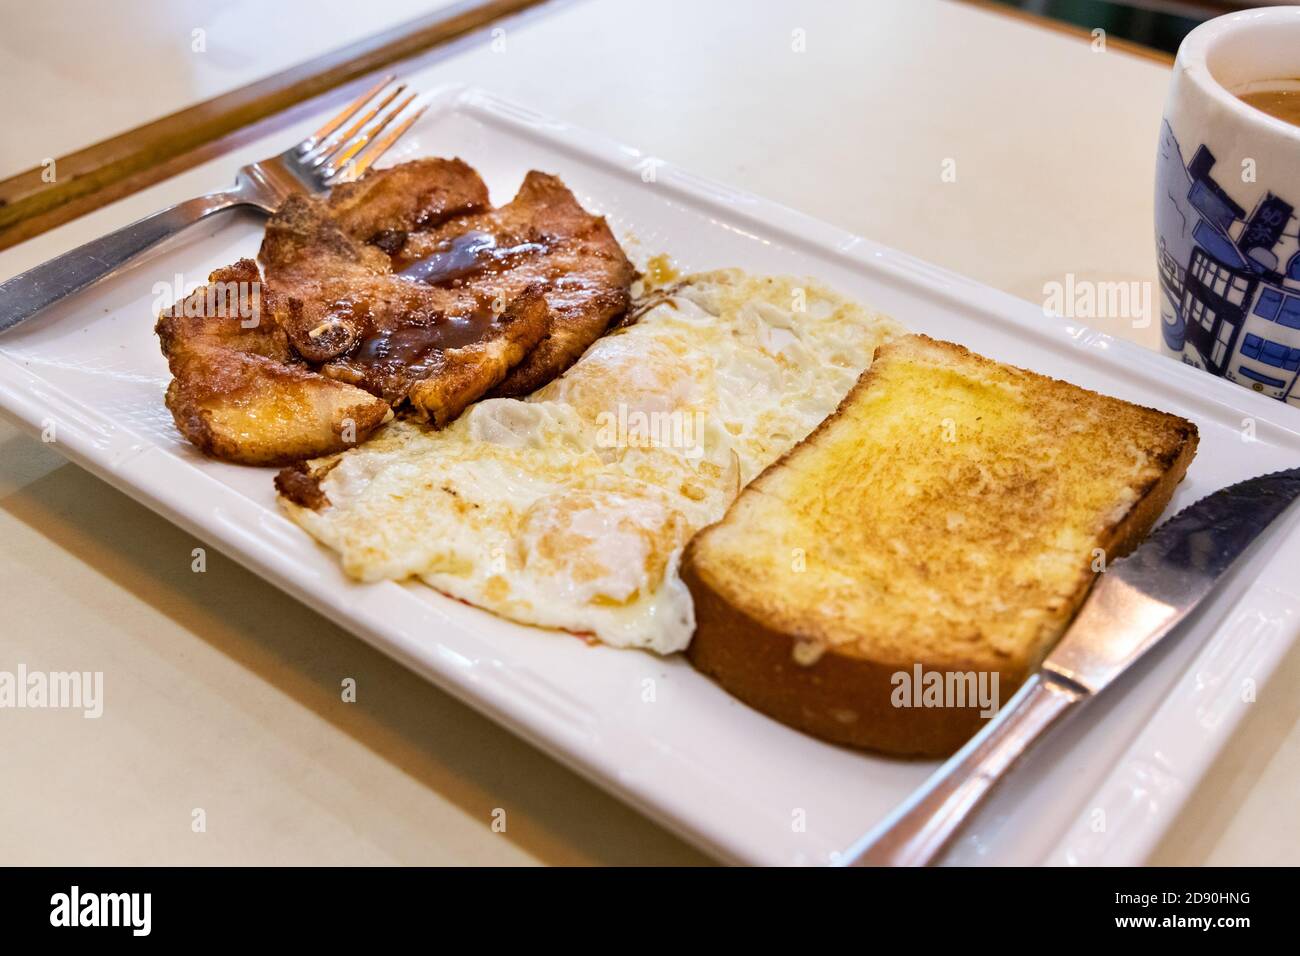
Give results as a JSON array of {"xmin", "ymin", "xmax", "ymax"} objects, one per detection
[
  {"xmin": 0, "ymin": 0, "xmax": 463, "ymax": 181},
  {"xmin": 1, "ymin": 0, "xmax": 1297, "ymax": 866}
]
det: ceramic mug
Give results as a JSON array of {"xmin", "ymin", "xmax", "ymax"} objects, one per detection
[{"xmin": 1157, "ymin": 6, "xmax": 1300, "ymax": 407}]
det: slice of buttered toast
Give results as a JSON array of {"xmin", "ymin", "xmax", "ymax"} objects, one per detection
[{"xmin": 682, "ymin": 334, "xmax": 1198, "ymax": 757}]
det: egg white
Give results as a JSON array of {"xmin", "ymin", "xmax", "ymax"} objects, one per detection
[{"xmin": 281, "ymin": 269, "xmax": 902, "ymax": 653}]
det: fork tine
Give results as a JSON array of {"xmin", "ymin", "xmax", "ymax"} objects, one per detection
[
  {"xmin": 324, "ymin": 92, "xmax": 416, "ymax": 174},
  {"xmin": 297, "ymin": 74, "xmax": 396, "ymax": 154},
  {"xmin": 312, "ymin": 87, "xmax": 410, "ymax": 170},
  {"xmin": 306, "ymin": 84, "xmax": 407, "ymax": 168},
  {"xmin": 330, "ymin": 103, "xmax": 427, "ymax": 184}
]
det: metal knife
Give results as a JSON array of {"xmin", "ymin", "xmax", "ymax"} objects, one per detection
[{"xmin": 840, "ymin": 465, "xmax": 1300, "ymax": 867}]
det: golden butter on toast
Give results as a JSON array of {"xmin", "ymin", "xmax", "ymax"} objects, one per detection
[{"xmin": 682, "ymin": 334, "xmax": 1198, "ymax": 757}]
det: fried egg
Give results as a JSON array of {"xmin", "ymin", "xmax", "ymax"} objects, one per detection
[{"xmin": 280, "ymin": 269, "xmax": 903, "ymax": 653}]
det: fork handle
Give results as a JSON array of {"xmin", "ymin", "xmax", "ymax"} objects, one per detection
[
  {"xmin": 841, "ymin": 673, "xmax": 1085, "ymax": 866},
  {"xmin": 0, "ymin": 190, "xmax": 249, "ymax": 334}
]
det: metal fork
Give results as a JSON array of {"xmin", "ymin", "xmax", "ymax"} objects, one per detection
[{"xmin": 0, "ymin": 76, "xmax": 426, "ymax": 334}]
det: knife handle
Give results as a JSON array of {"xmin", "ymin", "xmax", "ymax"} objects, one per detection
[
  {"xmin": 843, "ymin": 672, "xmax": 1084, "ymax": 866},
  {"xmin": 0, "ymin": 191, "xmax": 245, "ymax": 335}
]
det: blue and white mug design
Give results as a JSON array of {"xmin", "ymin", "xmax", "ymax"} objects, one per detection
[{"xmin": 1157, "ymin": 6, "xmax": 1300, "ymax": 408}]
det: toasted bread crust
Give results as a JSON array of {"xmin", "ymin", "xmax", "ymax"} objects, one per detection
[{"xmin": 684, "ymin": 335, "xmax": 1198, "ymax": 757}]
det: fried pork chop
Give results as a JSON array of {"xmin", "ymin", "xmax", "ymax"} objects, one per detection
[
  {"xmin": 257, "ymin": 190, "xmax": 552, "ymax": 425},
  {"xmin": 260, "ymin": 168, "xmax": 636, "ymax": 405},
  {"xmin": 393, "ymin": 171, "xmax": 638, "ymax": 397},
  {"xmin": 326, "ymin": 156, "xmax": 490, "ymax": 244},
  {"xmin": 156, "ymin": 259, "xmax": 392, "ymax": 466},
  {"xmin": 157, "ymin": 157, "xmax": 634, "ymax": 464}
]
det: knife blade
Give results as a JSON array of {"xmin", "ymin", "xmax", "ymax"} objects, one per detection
[{"xmin": 840, "ymin": 466, "xmax": 1300, "ymax": 867}]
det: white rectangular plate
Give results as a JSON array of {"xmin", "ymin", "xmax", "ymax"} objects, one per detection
[{"xmin": 3, "ymin": 86, "xmax": 1299, "ymax": 866}]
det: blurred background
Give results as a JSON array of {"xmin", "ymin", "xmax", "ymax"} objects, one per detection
[
  {"xmin": 994, "ymin": 0, "xmax": 1265, "ymax": 52},
  {"xmin": 0, "ymin": 0, "xmax": 1266, "ymax": 183},
  {"xmin": 0, "ymin": 0, "xmax": 1273, "ymax": 229}
]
